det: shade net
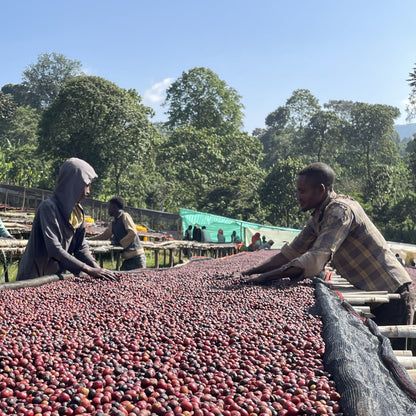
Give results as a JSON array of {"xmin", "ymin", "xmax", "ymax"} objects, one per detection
[{"xmin": 313, "ymin": 281, "xmax": 416, "ymax": 416}]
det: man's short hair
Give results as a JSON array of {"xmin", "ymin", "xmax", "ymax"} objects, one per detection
[
  {"xmin": 298, "ymin": 162, "xmax": 335, "ymax": 190},
  {"xmin": 109, "ymin": 196, "xmax": 125, "ymax": 210}
]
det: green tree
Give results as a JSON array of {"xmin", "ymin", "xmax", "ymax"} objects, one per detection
[
  {"xmin": 264, "ymin": 106, "xmax": 290, "ymax": 131},
  {"xmin": 303, "ymin": 110, "xmax": 343, "ymax": 161},
  {"xmin": 260, "ymin": 157, "xmax": 307, "ymax": 227},
  {"xmin": 1, "ymin": 83, "xmax": 40, "ymax": 108},
  {"xmin": 200, "ymin": 172, "xmax": 265, "ymax": 222},
  {"xmin": 22, "ymin": 52, "xmax": 84, "ymax": 109},
  {"xmin": 390, "ymin": 191, "xmax": 416, "ymax": 232},
  {"xmin": 0, "ymin": 102, "xmax": 46, "ymax": 188},
  {"xmin": 158, "ymin": 126, "xmax": 263, "ymax": 213},
  {"xmin": 0, "ymin": 91, "xmax": 16, "ymax": 120},
  {"xmin": 285, "ymin": 89, "xmax": 320, "ymax": 129},
  {"xmin": 349, "ymin": 103, "xmax": 400, "ymax": 182},
  {"xmin": 407, "ymin": 63, "xmax": 416, "ymax": 121},
  {"xmin": 0, "ymin": 106, "xmax": 40, "ymax": 148},
  {"xmin": 362, "ymin": 162, "xmax": 408, "ymax": 225},
  {"xmin": 164, "ymin": 67, "xmax": 244, "ymax": 133},
  {"xmin": 260, "ymin": 128, "xmax": 296, "ymax": 168},
  {"xmin": 38, "ymin": 76, "xmax": 158, "ymax": 196},
  {"xmin": 323, "ymin": 100, "xmax": 355, "ymax": 122},
  {"xmin": 259, "ymin": 90, "xmax": 320, "ymax": 169}
]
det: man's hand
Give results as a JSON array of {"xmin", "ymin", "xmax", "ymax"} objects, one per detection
[
  {"xmin": 242, "ymin": 265, "xmax": 303, "ymax": 286},
  {"xmin": 243, "ymin": 274, "xmax": 273, "ymax": 285},
  {"xmin": 83, "ymin": 265, "xmax": 117, "ymax": 281}
]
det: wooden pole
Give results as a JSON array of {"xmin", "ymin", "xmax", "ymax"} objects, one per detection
[
  {"xmin": 116, "ymin": 252, "xmax": 121, "ymax": 270},
  {"xmin": 393, "ymin": 350, "xmax": 413, "ymax": 357},
  {"xmin": 407, "ymin": 369, "xmax": 416, "ymax": 383},
  {"xmin": 395, "ymin": 356, "xmax": 416, "ymax": 369},
  {"xmin": 0, "ymin": 273, "xmax": 73, "ymax": 290},
  {"xmin": 169, "ymin": 249, "xmax": 174, "ymax": 267},
  {"xmin": 379, "ymin": 325, "xmax": 416, "ymax": 339}
]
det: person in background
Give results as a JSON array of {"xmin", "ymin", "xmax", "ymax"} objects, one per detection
[
  {"xmin": 193, "ymin": 224, "xmax": 202, "ymax": 242},
  {"xmin": 262, "ymin": 235, "xmax": 267, "ymax": 245},
  {"xmin": 248, "ymin": 232, "xmax": 261, "ymax": 251},
  {"xmin": 183, "ymin": 225, "xmax": 193, "ymax": 258},
  {"xmin": 17, "ymin": 158, "xmax": 114, "ymax": 281},
  {"xmin": 231, "ymin": 230, "xmax": 241, "ymax": 243},
  {"xmin": 184, "ymin": 225, "xmax": 193, "ymax": 241},
  {"xmin": 217, "ymin": 229, "xmax": 225, "ymax": 243},
  {"xmin": 395, "ymin": 253, "xmax": 404, "ymax": 266},
  {"xmin": 0, "ymin": 218, "xmax": 14, "ymax": 239},
  {"xmin": 242, "ymin": 162, "xmax": 414, "ymax": 348},
  {"xmin": 201, "ymin": 226, "xmax": 212, "ymax": 243},
  {"xmin": 259, "ymin": 240, "xmax": 274, "ymax": 250},
  {"xmin": 90, "ymin": 196, "xmax": 146, "ymax": 271}
]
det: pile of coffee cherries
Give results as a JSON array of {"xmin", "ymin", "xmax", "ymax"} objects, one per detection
[{"xmin": 0, "ymin": 251, "xmax": 341, "ymax": 415}]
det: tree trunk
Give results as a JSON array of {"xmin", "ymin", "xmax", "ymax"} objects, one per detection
[{"xmin": 366, "ymin": 143, "xmax": 371, "ymax": 182}]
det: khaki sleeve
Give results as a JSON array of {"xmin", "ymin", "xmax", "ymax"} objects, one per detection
[
  {"xmin": 119, "ymin": 213, "xmax": 138, "ymax": 248},
  {"xmin": 284, "ymin": 203, "xmax": 353, "ymax": 278},
  {"xmin": 89, "ymin": 224, "xmax": 112, "ymax": 241}
]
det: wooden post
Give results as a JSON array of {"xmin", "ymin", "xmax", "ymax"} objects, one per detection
[
  {"xmin": 163, "ymin": 250, "xmax": 167, "ymax": 266},
  {"xmin": 21, "ymin": 187, "xmax": 26, "ymax": 210},
  {"xmin": 116, "ymin": 252, "xmax": 121, "ymax": 270},
  {"xmin": 395, "ymin": 356, "xmax": 416, "ymax": 369},
  {"xmin": 393, "ymin": 350, "xmax": 413, "ymax": 356},
  {"xmin": 379, "ymin": 325, "xmax": 416, "ymax": 339},
  {"xmin": 155, "ymin": 249, "xmax": 160, "ymax": 268},
  {"xmin": 169, "ymin": 249, "xmax": 174, "ymax": 267},
  {"xmin": 178, "ymin": 248, "xmax": 182, "ymax": 263}
]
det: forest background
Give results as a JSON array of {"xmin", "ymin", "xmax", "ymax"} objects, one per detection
[{"xmin": 2, "ymin": 53, "xmax": 416, "ymax": 242}]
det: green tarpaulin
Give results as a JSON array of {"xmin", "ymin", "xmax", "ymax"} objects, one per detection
[{"xmin": 179, "ymin": 208, "xmax": 301, "ymax": 248}]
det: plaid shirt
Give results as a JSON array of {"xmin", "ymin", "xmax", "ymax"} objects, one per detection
[{"xmin": 281, "ymin": 191, "xmax": 411, "ymax": 292}]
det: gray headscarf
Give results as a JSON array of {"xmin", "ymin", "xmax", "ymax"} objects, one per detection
[{"xmin": 54, "ymin": 158, "xmax": 97, "ymax": 222}]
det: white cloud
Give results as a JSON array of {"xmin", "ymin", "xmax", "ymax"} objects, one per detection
[
  {"xmin": 401, "ymin": 98, "xmax": 410, "ymax": 107},
  {"xmin": 143, "ymin": 77, "xmax": 175, "ymax": 105}
]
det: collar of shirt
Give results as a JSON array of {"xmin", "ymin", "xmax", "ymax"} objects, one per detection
[{"xmin": 312, "ymin": 190, "xmax": 337, "ymax": 222}]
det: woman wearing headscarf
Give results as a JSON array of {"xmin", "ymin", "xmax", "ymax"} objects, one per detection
[
  {"xmin": 217, "ymin": 229, "xmax": 225, "ymax": 243},
  {"xmin": 17, "ymin": 158, "xmax": 114, "ymax": 281},
  {"xmin": 248, "ymin": 232, "xmax": 261, "ymax": 251}
]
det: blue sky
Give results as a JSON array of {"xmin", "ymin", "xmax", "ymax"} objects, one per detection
[{"xmin": 1, "ymin": 0, "xmax": 416, "ymax": 133}]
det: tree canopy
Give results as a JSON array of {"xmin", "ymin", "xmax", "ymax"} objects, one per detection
[
  {"xmin": 22, "ymin": 52, "xmax": 84, "ymax": 109},
  {"xmin": 164, "ymin": 67, "xmax": 244, "ymax": 134},
  {"xmin": 38, "ymin": 76, "xmax": 158, "ymax": 196},
  {"xmin": 407, "ymin": 64, "xmax": 416, "ymax": 121},
  {"xmin": 2, "ymin": 54, "xmax": 416, "ymax": 244}
]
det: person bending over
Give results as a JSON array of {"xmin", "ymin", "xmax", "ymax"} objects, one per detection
[
  {"xmin": 242, "ymin": 162, "xmax": 414, "ymax": 338},
  {"xmin": 91, "ymin": 197, "xmax": 146, "ymax": 271},
  {"xmin": 17, "ymin": 158, "xmax": 114, "ymax": 281}
]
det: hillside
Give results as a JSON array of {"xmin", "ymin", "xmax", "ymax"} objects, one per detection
[{"xmin": 395, "ymin": 123, "xmax": 416, "ymax": 141}]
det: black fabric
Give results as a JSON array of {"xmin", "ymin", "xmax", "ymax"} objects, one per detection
[
  {"xmin": 193, "ymin": 227, "xmax": 202, "ymax": 242},
  {"xmin": 314, "ymin": 282, "xmax": 416, "ymax": 416}
]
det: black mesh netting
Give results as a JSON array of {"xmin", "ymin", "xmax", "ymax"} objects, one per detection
[{"xmin": 314, "ymin": 281, "xmax": 416, "ymax": 416}]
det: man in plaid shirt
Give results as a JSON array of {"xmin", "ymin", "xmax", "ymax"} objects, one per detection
[{"xmin": 243, "ymin": 163, "xmax": 414, "ymax": 341}]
